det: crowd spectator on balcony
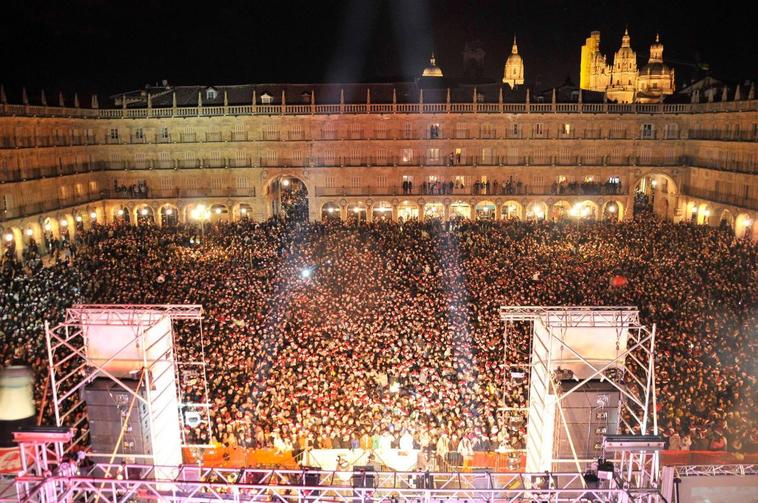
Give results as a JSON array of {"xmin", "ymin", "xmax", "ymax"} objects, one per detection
[{"xmin": 112, "ymin": 180, "xmax": 149, "ymax": 198}]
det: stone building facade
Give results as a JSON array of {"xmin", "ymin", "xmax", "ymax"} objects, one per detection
[
  {"xmin": 581, "ymin": 30, "xmax": 675, "ymax": 103},
  {"xmin": 0, "ymin": 84, "xmax": 756, "ymax": 258}
]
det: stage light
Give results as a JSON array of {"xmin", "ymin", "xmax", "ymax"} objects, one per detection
[{"xmin": 300, "ymin": 267, "xmax": 313, "ymax": 279}]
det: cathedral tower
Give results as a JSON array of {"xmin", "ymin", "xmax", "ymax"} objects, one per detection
[
  {"xmin": 502, "ymin": 36, "xmax": 525, "ymax": 89},
  {"xmin": 607, "ymin": 28, "xmax": 638, "ymax": 103},
  {"xmin": 636, "ymin": 34, "xmax": 676, "ymax": 103}
]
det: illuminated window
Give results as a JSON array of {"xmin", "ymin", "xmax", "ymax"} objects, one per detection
[
  {"xmin": 561, "ymin": 123, "xmax": 572, "ymax": 136},
  {"xmin": 641, "ymin": 123, "xmax": 654, "ymax": 139},
  {"xmin": 205, "ymin": 88, "xmax": 218, "ymax": 100},
  {"xmin": 430, "ymin": 123, "xmax": 440, "ymax": 138},
  {"xmin": 427, "ymin": 148, "xmax": 440, "ymax": 163},
  {"xmin": 401, "ymin": 148, "xmax": 413, "ymax": 164},
  {"xmin": 403, "ymin": 123, "xmax": 414, "ymax": 139},
  {"xmin": 608, "ymin": 176, "xmax": 620, "ymax": 184},
  {"xmin": 512, "ymin": 123, "xmax": 520, "ymax": 137},
  {"xmin": 259, "ymin": 92, "xmax": 273, "ymax": 104}
]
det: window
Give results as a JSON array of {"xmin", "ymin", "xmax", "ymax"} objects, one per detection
[
  {"xmin": 400, "ymin": 148, "xmax": 413, "ymax": 164},
  {"xmin": 326, "ymin": 176, "xmax": 337, "ymax": 188},
  {"xmin": 159, "ymin": 127, "xmax": 170, "ymax": 140},
  {"xmin": 608, "ymin": 176, "xmax": 620, "ymax": 184},
  {"xmin": 511, "ymin": 123, "xmax": 520, "ymax": 138},
  {"xmin": 377, "ymin": 175, "xmax": 387, "ymax": 188},
  {"xmin": 206, "ymin": 88, "xmax": 218, "ymax": 100},
  {"xmin": 533, "ymin": 123, "xmax": 544, "ymax": 137},
  {"xmin": 374, "ymin": 125, "xmax": 388, "ymax": 139},
  {"xmin": 133, "ymin": 128, "xmax": 144, "ymax": 139},
  {"xmin": 480, "ymin": 123, "xmax": 496, "ymax": 139},
  {"xmin": 349, "ymin": 124, "xmax": 362, "ymax": 139},
  {"xmin": 376, "ymin": 148, "xmax": 388, "ymax": 165},
  {"xmin": 481, "ymin": 147, "xmax": 494, "ymax": 164},
  {"xmin": 403, "ymin": 123, "xmax": 414, "ymax": 139},
  {"xmin": 455, "ymin": 124, "xmax": 468, "ymax": 139},
  {"xmin": 427, "ymin": 148, "xmax": 440, "ymax": 163},
  {"xmin": 260, "ymin": 93, "xmax": 273, "ymax": 105},
  {"xmin": 641, "ymin": 123, "xmax": 654, "ymax": 139},
  {"xmin": 210, "ymin": 177, "xmax": 224, "ymax": 189},
  {"xmin": 109, "ymin": 128, "xmax": 119, "ymax": 139},
  {"xmin": 561, "ymin": 123, "xmax": 572, "ymax": 136},
  {"xmin": 430, "ymin": 123, "xmax": 440, "ymax": 139},
  {"xmin": 664, "ymin": 124, "xmax": 679, "ymax": 139},
  {"xmin": 235, "ymin": 177, "xmax": 251, "ymax": 189}
]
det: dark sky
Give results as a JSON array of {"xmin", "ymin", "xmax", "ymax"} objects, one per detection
[{"xmin": 2, "ymin": 0, "xmax": 755, "ymax": 101}]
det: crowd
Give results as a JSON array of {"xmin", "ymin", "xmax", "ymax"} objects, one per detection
[{"xmin": 1, "ymin": 213, "xmax": 756, "ymax": 467}]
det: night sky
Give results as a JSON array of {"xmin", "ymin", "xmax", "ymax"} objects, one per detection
[{"xmin": 2, "ymin": 0, "xmax": 755, "ymax": 101}]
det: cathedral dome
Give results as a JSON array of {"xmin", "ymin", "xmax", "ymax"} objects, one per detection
[
  {"xmin": 422, "ymin": 54, "xmax": 443, "ymax": 78},
  {"xmin": 641, "ymin": 62, "xmax": 671, "ymax": 76}
]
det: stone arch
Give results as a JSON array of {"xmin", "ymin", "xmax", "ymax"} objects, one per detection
[
  {"xmin": 632, "ymin": 172, "xmax": 679, "ymax": 219},
  {"xmin": 697, "ymin": 203, "xmax": 712, "ymax": 225},
  {"xmin": 372, "ymin": 201, "xmax": 393, "ymax": 222},
  {"xmin": 237, "ymin": 203, "xmax": 253, "ymax": 220},
  {"xmin": 265, "ymin": 174, "xmax": 310, "ymax": 221},
  {"xmin": 321, "ymin": 201, "xmax": 341, "ymax": 221},
  {"xmin": 501, "ymin": 200, "xmax": 523, "ymax": 220},
  {"xmin": 602, "ymin": 200, "xmax": 625, "ymax": 221},
  {"xmin": 719, "ymin": 209, "xmax": 735, "ymax": 230},
  {"xmin": 159, "ymin": 204, "xmax": 179, "ymax": 226},
  {"xmin": 449, "ymin": 200, "xmax": 471, "ymax": 219},
  {"xmin": 572, "ymin": 200, "xmax": 600, "ymax": 220},
  {"xmin": 685, "ymin": 200, "xmax": 698, "ymax": 223},
  {"xmin": 550, "ymin": 200, "xmax": 572, "ymax": 221},
  {"xmin": 209, "ymin": 204, "xmax": 230, "ymax": 223},
  {"xmin": 735, "ymin": 213, "xmax": 754, "ymax": 239},
  {"xmin": 423, "ymin": 202, "xmax": 445, "ymax": 220},
  {"xmin": 475, "ymin": 200, "xmax": 497, "ymax": 220},
  {"xmin": 23, "ymin": 222, "xmax": 43, "ymax": 251},
  {"xmin": 347, "ymin": 202, "xmax": 368, "ymax": 224},
  {"xmin": 42, "ymin": 216, "xmax": 60, "ymax": 241},
  {"xmin": 114, "ymin": 205, "xmax": 132, "ymax": 224},
  {"xmin": 135, "ymin": 204, "xmax": 156, "ymax": 226},
  {"xmin": 397, "ymin": 200, "xmax": 419, "ymax": 221},
  {"xmin": 2, "ymin": 226, "xmax": 24, "ymax": 260},
  {"xmin": 526, "ymin": 201, "xmax": 547, "ymax": 220}
]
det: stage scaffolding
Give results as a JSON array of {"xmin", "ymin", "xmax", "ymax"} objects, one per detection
[
  {"xmin": 43, "ymin": 304, "xmax": 211, "ymax": 462},
  {"xmin": 499, "ymin": 306, "xmax": 659, "ymax": 479}
]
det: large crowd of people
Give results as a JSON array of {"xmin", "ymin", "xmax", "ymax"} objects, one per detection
[{"xmin": 1, "ymin": 213, "xmax": 756, "ymax": 466}]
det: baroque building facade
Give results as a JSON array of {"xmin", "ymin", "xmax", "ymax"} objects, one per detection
[
  {"xmin": 0, "ymin": 82, "xmax": 757, "ymax": 259},
  {"xmin": 581, "ymin": 30, "xmax": 675, "ymax": 103}
]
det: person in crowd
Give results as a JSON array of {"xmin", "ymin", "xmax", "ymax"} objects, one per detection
[{"xmin": 1, "ymin": 205, "xmax": 756, "ymax": 466}]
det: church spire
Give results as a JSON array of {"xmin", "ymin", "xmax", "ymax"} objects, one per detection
[{"xmin": 511, "ymin": 35, "xmax": 518, "ymax": 54}]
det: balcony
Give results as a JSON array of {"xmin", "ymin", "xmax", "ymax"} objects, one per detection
[
  {"xmin": 687, "ymin": 129, "xmax": 757, "ymax": 142},
  {"xmin": 682, "ymin": 185, "xmax": 758, "ymax": 211}
]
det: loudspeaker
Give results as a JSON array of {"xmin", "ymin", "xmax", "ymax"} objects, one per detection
[
  {"xmin": 83, "ymin": 378, "xmax": 151, "ymax": 458},
  {"xmin": 300, "ymin": 467, "xmax": 321, "ymax": 497},
  {"xmin": 352, "ymin": 465, "xmax": 375, "ymax": 488}
]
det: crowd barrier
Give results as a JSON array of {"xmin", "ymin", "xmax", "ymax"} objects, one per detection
[
  {"xmin": 660, "ymin": 450, "xmax": 758, "ymax": 466},
  {"xmin": 184, "ymin": 446, "xmax": 526, "ymax": 472},
  {"xmin": 185, "ymin": 446, "xmax": 758, "ymax": 471}
]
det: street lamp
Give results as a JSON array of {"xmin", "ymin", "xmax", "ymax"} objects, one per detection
[{"xmin": 191, "ymin": 204, "xmax": 211, "ymax": 237}]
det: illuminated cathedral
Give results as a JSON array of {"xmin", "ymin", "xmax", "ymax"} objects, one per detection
[{"xmin": 580, "ymin": 29, "xmax": 675, "ymax": 103}]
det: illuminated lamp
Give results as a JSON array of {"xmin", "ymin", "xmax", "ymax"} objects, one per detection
[
  {"xmin": 59, "ymin": 219, "xmax": 68, "ymax": 226},
  {"xmin": 25, "ymin": 229, "xmax": 33, "ymax": 237},
  {"xmin": 90, "ymin": 211, "xmax": 97, "ymax": 219},
  {"xmin": 117, "ymin": 209, "xmax": 124, "ymax": 216},
  {"xmin": 140, "ymin": 208, "xmax": 149, "ymax": 216},
  {"xmin": 4, "ymin": 233, "xmax": 13, "ymax": 242},
  {"xmin": 215, "ymin": 207, "xmax": 222, "ymax": 214}
]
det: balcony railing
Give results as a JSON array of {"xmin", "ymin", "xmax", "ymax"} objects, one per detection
[
  {"xmin": 687, "ymin": 129, "xmax": 758, "ymax": 142},
  {"xmin": 314, "ymin": 183, "xmax": 625, "ymax": 198},
  {"xmin": 682, "ymin": 185, "xmax": 758, "ymax": 211},
  {"xmin": 2, "ymin": 100, "xmax": 757, "ymax": 120}
]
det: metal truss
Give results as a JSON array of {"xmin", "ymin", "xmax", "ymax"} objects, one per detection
[
  {"xmin": 44, "ymin": 304, "xmax": 211, "ymax": 458},
  {"xmin": 500, "ymin": 306, "xmax": 659, "ymax": 477},
  {"xmin": 675, "ymin": 464, "xmax": 758, "ymax": 477},
  {"xmin": 15, "ymin": 463, "xmax": 663, "ymax": 503}
]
